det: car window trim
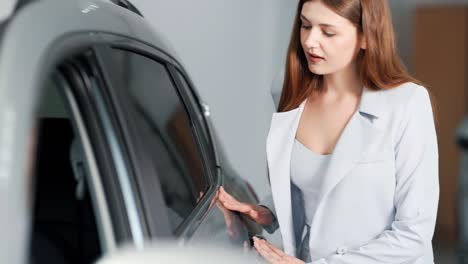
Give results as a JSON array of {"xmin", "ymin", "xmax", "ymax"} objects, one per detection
[
  {"xmin": 167, "ymin": 65, "xmax": 220, "ymax": 182},
  {"xmin": 71, "ymin": 56, "xmax": 149, "ymax": 248},
  {"xmin": 53, "ymin": 71, "xmax": 117, "ymax": 253},
  {"xmin": 87, "ymin": 72, "xmax": 146, "ymax": 248},
  {"xmin": 60, "ymin": 58, "xmax": 143, "ymax": 246}
]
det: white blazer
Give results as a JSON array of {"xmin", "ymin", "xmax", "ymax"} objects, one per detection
[{"xmin": 265, "ymin": 82, "xmax": 439, "ymax": 264}]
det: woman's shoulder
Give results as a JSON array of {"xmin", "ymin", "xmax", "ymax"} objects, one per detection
[
  {"xmin": 379, "ymin": 81, "xmax": 427, "ymax": 99},
  {"xmin": 377, "ymin": 82, "xmax": 431, "ymax": 111}
]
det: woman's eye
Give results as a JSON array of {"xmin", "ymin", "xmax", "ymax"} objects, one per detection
[
  {"xmin": 301, "ymin": 24, "xmax": 312, "ymax": 30},
  {"xmin": 323, "ymin": 31, "xmax": 336, "ymax": 37}
]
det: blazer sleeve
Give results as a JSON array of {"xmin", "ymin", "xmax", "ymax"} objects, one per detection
[
  {"xmin": 259, "ymin": 162, "xmax": 279, "ymax": 233},
  {"xmin": 310, "ymin": 86, "xmax": 439, "ymax": 264},
  {"xmin": 259, "ymin": 193, "xmax": 279, "ymax": 233}
]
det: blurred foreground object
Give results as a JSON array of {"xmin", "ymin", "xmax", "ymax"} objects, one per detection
[{"xmin": 96, "ymin": 241, "xmax": 263, "ymax": 264}]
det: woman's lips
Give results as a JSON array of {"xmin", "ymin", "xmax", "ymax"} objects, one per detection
[{"xmin": 307, "ymin": 54, "xmax": 324, "ymax": 63}]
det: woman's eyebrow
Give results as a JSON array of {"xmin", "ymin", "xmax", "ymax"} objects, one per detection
[
  {"xmin": 300, "ymin": 14, "xmax": 311, "ymax": 22},
  {"xmin": 300, "ymin": 14, "xmax": 336, "ymax": 28},
  {"xmin": 301, "ymin": 14, "xmax": 310, "ymax": 22}
]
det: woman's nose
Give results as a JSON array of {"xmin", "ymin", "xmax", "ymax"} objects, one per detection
[{"xmin": 304, "ymin": 29, "xmax": 320, "ymax": 49}]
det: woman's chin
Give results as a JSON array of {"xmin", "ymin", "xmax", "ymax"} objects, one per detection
[{"xmin": 308, "ymin": 66, "xmax": 325, "ymax": 75}]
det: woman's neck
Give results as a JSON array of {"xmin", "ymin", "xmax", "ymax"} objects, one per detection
[{"xmin": 322, "ymin": 66, "xmax": 363, "ymax": 97}]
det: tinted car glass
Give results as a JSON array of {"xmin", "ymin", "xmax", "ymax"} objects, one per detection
[{"xmin": 104, "ymin": 48, "xmax": 210, "ymax": 231}]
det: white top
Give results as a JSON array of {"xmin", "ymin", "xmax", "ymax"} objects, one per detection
[{"xmin": 291, "ymin": 138, "xmax": 331, "ymax": 224}]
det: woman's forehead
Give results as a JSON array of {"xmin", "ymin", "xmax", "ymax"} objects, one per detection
[{"xmin": 301, "ymin": 1, "xmax": 354, "ymax": 29}]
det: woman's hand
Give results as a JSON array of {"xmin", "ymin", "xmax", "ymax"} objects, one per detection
[
  {"xmin": 218, "ymin": 186, "xmax": 273, "ymax": 226},
  {"xmin": 253, "ymin": 237, "xmax": 305, "ymax": 264}
]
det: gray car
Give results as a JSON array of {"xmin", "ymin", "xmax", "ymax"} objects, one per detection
[{"xmin": 0, "ymin": 0, "xmax": 263, "ymax": 263}]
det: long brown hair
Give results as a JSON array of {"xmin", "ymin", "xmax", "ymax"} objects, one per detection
[{"xmin": 278, "ymin": 0, "xmax": 424, "ymax": 112}]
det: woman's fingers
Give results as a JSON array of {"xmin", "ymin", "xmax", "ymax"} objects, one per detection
[
  {"xmin": 253, "ymin": 237, "xmax": 305, "ymax": 264},
  {"xmin": 265, "ymin": 241, "xmax": 286, "ymax": 257},
  {"xmin": 220, "ymin": 186, "xmax": 236, "ymax": 202},
  {"xmin": 219, "ymin": 187, "xmax": 235, "ymax": 203},
  {"xmin": 253, "ymin": 237, "xmax": 283, "ymax": 263},
  {"xmin": 219, "ymin": 186, "xmax": 246, "ymax": 212}
]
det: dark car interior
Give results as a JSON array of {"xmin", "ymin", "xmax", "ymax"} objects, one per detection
[{"xmin": 29, "ymin": 80, "xmax": 101, "ymax": 264}]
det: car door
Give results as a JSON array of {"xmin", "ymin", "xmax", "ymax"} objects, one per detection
[{"xmin": 0, "ymin": 0, "xmax": 261, "ymax": 263}]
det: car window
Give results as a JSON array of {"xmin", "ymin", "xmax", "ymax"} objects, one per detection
[{"xmin": 103, "ymin": 48, "xmax": 210, "ymax": 232}]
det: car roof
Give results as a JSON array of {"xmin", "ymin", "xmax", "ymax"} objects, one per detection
[{"xmin": 2, "ymin": 0, "xmax": 183, "ymax": 63}]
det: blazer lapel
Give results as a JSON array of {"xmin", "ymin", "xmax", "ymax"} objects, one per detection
[
  {"xmin": 266, "ymin": 100, "xmax": 306, "ymax": 256},
  {"xmin": 317, "ymin": 111, "xmax": 383, "ymax": 200},
  {"xmin": 318, "ymin": 87, "xmax": 386, "ymax": 201}
]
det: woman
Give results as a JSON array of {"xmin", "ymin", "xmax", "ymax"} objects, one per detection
[{"xmin": 218, "ymin": 0, "xmax": 439, "ymax": 263}]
